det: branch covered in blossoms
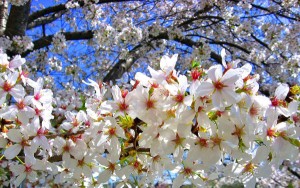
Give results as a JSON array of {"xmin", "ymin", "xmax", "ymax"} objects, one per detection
[{"xmin": 0, "ymin": 52, "xmax": 299, "ymax": 187}]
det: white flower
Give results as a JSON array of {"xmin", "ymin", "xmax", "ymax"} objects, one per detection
[
  {"xmin": 4, "ymin": 129, "xmax": 36, "ymax": 163},
  {"xmin": 196, "ymin": 65, "xmax": 241, "ymax": 109}
]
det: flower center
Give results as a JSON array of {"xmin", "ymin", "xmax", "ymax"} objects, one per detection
[
  {"xmin": 17, "ymin": 101, "xmax": 26, "ymax": 110},
  {"xmin": 34, "ymin": 93, "xmax": 41, "ymax": 100},
  {"xmin": 118, "ymin": 101, "xmax": 128, "ymax": 111},
  {"xmin": 2, "ymin": 81, "xmax": 12, "ymax": 92},
  {"xmin": 271, "ymin": 97, "xmax": 279, "ymax": 107},
  {"xmin": 183, "ymin": 167, "xmax": 193, "ymax": 176},
  {"xmin": 191, "ymin": 69, "xmax": 201, "ymax": 80},
  {"xmin": 25, "ymin": 165, "xmax": 32, "ymax": 173},
  {"xmin": 108, "ymin": 127, "xmax": 116, "ymax": 136},
  {"xmin": 146, "ymin": 99, "xmax": 155, "ymax": 109},
  {"xmin": 249, "ymin": 105, "xmax": 259, "ymax": 116},
  {"xmin": 197, "ymin": 138, "xmax": 209, "ymax": 148},
  {"xmin": 174, "ymin": 94, "xmax": 184, "ymax": 103},
  {"xmin": 213, "ymin": 80, "xmax": 225, "ymax": 90},
  {"xmin": 267, "ymin": 128, "xmax": 276, "ymax": 137}
]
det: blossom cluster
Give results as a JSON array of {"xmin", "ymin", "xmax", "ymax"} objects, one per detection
[
  {"xmin": 0, "ymin": 36, "xmax": 33, "ymax": 54},
  {"xmin": 0, "ymin": 53, "xmax": 299, "ymax": 187}
]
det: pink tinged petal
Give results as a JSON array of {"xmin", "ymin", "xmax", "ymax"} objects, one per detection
[
  {"xmin": 14, "ymin": 173, "xmax": 26, "ymax": 187},
  {"xmin": 196, "ymin": 82, "xmax": 214, "ymax": 96},
  {"xmin": 4, "ymin": 144, "xmax": 22, "ymax": 159},
  {"xmin": 7, "ymin": 129, "xmax": 22, "ymax": 143},
  {"xmin": 221, "ymin": 69, "xmax": 240, "ymax": 86},
  {"xmin": 10, "ymin": 84, "xmax": 25, "ymax": 100},
  {"xmin": 9, "ymin": 55, "xmax": 25, "ymax": 69},
  {"xmin": 275, "ymin": 83, "xmax": 289, "ymax": 100},
  {"xmin": 98, "ymin": 170, "xmax": 112, "ymax": 183},
  {"xmin": 207, "ymin": 65, "xmax": 222, "ymax": 82}
]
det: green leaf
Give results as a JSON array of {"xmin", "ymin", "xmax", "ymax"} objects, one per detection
[{"xmin": 192, "ymin": 60, "xmax": 200, "ymax": 68}]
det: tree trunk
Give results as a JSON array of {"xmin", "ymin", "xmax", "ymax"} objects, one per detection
[
  {"xmin": 4, "ymin": 0, "xmax": 31, "ymax": 38},
  {"xmin": 0, "ymin": 0, "xmax": 8, "ymax": 36}
]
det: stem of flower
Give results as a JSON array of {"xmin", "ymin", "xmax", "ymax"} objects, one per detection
[{"xmin": 15, "ymin": 156, "xmax": 25, "ymax": 164}]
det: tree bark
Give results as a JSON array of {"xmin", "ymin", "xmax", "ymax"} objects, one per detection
[
  {"xmin": 4, "ymin": 0, "xmax": 31, "ymax": 38},
  {"xmin": 0, "ymin": 0, "xmax": 8, "ymax": 36}
]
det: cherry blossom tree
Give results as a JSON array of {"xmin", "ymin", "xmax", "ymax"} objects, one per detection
[{"xmin": 0, "ymin": 0, "xmax": 299, "ymax": 187}]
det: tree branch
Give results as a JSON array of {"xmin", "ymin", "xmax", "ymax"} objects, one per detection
[
  {"xmin": 27, "ymin": 10, "xmax": 67, "ymax": 29},
  {"xmin": 22, "ymin": 30, "xmax": 94, "ymax": 56},
  {"xmin": 28, "ymin": 0, "xmax": 142, "ymax": 24}
]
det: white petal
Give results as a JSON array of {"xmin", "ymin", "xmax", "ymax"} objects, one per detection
[
  {"xmin": 196, "ymin": 82, "xmax": 214, "ymax": 96},
  {"xmin": 98, "ymin": 170, "xmax": 112, "ymax": 183},
  {"xmin": 14, "ymin": 173, "xmax": 26, "ymax": 187},
  {"xmin": 7, "ymin": 129, "xmax": 22, "ymax": 143},
  {"xmin": 10, "ymin": 164, "xmax": 25, "ymax": 176},
  {"xmin": 207, "ymin": 65, "xmax": 222, "ymax": 82},
  {"xmin": 274, "ymin": 83, "xmax": 289, "ymax": 100},
  {"xmin": 112, "ymin": 85, "xmax": 122, "ymax": 102},
  {"xmin": 221, "ymin": 69, "xmax": 240, "ymax": 86},
  {"xmin": 0, "ymin": 136, "xmax": 7, "ymax": 148},
  {"xmin": 10, "ymin": 84, "xmax": 25, "ymax": 100},
  {"xmin": 4, "ymin": 144, "xmax": 22, "ymax": 159},
  {"xmin": 9, "ymin": 55, "xmax": 25, "ymax": 69}
]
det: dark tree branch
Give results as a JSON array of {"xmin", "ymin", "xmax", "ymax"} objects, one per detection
[
  {"xmin": 103, "ymin": 44, "xmax": 146, "ymax": 82},
  {"xmin": 28, "ymin": 0, "xmax": 142, "ymax": 24},
  {"xmin": 251, "ymin": 33, "xmax": 272, "ymax": 51},
  {"xmin": 251, "ymin": 3, "xmax": 300, "ymax": 21},
  {"xmin": 209, "ymin": 41, "xmax": 251, "ymax": 54},
  {"xmin": 27, "ymin": 10, "xmax": 67, "ymax": 29},
  {"xmin": 22, "ymin": 31, "xmax": 94, "ymax": 56}
]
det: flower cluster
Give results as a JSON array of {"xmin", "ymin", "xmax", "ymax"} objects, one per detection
[
  {"xmin": 8, "ymin": 0, "xmax": 29, "ymax": 6},
  {"xmin": 0, "ymin": 53, "xmax": 299, "ymax": 187},
  {"xmin": 52, "ymin": 33, "xmax": 67, "ymax": 54},
  {"xmin": 0, "ymin": 36, "xmax": 33, "ymax": 54}
]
